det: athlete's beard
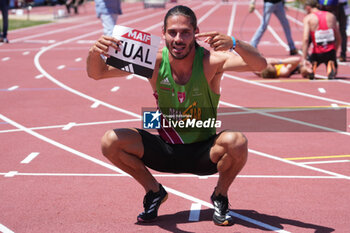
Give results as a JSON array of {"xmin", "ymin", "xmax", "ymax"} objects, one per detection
[{"xmin": 166, "ymin": 39, "xmax": 195, "ymax": 60}]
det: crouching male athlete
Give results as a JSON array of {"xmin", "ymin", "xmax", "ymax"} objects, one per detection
[
  {"xmin": 302, "ymin": 0, "xmax": 341, "ymax": 79},
  {"xmin": 87, "ymin": 5, "xmax": 266, "ymax": 226}
]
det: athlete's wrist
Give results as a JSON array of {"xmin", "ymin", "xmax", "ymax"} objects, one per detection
[{"xmin": 231, "ymin": 36, "xmax": 236, "ymax": 50}]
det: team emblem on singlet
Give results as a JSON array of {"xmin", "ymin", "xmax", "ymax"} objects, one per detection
[{"xmin": 177, "ymin": 91, "xmax": 186, "ymax": 103}]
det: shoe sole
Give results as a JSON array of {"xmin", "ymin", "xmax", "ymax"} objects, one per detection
[
  {"xmin": 213, "ymin": 220, "xmax": 234, "ymax": 226},
  {"xmin": 136, "ymin": 193, "xmax": 168, "ymax": 223}
]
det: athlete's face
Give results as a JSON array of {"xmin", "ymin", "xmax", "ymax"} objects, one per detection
[{"xmin": 163, "ymin": 15, "xmax": 198, "ymax": 60}]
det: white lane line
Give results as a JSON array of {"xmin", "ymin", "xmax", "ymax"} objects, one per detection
[
  {"xmin": 331, "ymin": 103, "xmax": 339, "ymax": 108},
  {"xmin": 197, "ymin": 2, "xmax": 221, "ymax": 24},
  {"xmin": 76, "ymin": 40, "xmax": 96, "ymax": 44},
  {"xmin": 229, "ymin": 211, "xmax": 290, "ymax": 233},
  {"xmin": 111, "ymin": 86, "xmax": 120, "ymax": 92},
  {"xmin": 0, "ymin": 118, "xmax": 141, "ymax": 134},
  {"xmin": 35, "ymin": 74, "xmax": 44, "ymax": 79},
  {"xmin": 126, "ymin": 75, "xmax": 134, "ymax": 80},
  {"xmin": 24, "ymin": 39, "xmax": 56, "ymax": 44},
  {"xmin": 224, "ymin": 74, "xmax": 350, "ymax": 106},
  {"xmin": 4, "ymin": 171, "xmax": 18, "ymax": 177},
  {"xmin": 219, "ymin": 100, "xmax": 350, "ymax": 136},
  {"xmin": 10, "ymin": 6, "xmax": 165, "ymax": 44},
  {"xmin": 57, "ymin": 65, "xmax": 66, "ymax": 70},
  {"xmin": 11, "ymin": 21, "xmax": 100, "ymax": 44},
  {"xmin": 75, "ymin": 57, "xmax": 82, "ymax": 62},
  {"xmin": 90, "ymin": 102, "xmax": 100, "ymax": 108},
  {"xmin": 249, "ymin": 149, "xmax": 350, "ymax": 180},
  {"xmin": 0, "ymin": 114, "xmax": 128, "ymax": 175},
  {"xmin": 300, "ymin": 160, "xmax": 350, "ymax": 165},
  {"xmin": 8, "ymin": 86, "xmax": 19, "ymax": 91},
  {"xmin": 165, "ymin": 186, "xmax": 290, "ymax": 233},
  {"xmin": 22, "ymin": 51, "xmax": 30, "ymax": 55},
  {"xmin": 0, "ymin": 223, "xmax": 15, "ymax": 233},
  {"xmin": 0, "ymin": 173, "xmax": 343, "ymax": 179},
  {"xmin": 189, "ymin": 203, "xmax": 201, "ymax": 222},
  {"xmin": 2, "ymin": 57, "xmax": 10, "ymax": 61},
  {"xmin": 21, "ymin": 152, "xmax": 40, "ymax": 164},
  {"xmin": 62, "ymin": 122, "xmax": 76, "ymax": 130},
  {"xmin": 318, "ymin": 88, "xmax": 326, "ymax": 93},
  {"xmin": 227, "ymin": 2, "xmax": 237, "ymax": 36}
]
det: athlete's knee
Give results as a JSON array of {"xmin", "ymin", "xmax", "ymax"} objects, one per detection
[
  {"xmin": 220, "ymin": 131, "xmax": 247, "ymax": 149},
  {"xmin": 101, "ymin": 129, "xmax": 119, "ymax": 158},
  {"xmin": 101, "ymin": 128, "xmax": 143, "ymax": 159},
  {"xmin": 220, "ymin": 131, "xmax": 248, "ymax": 161}
]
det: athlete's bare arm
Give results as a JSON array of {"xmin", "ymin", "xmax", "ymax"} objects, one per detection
[
  {"xmin": 302, "ymin": 15, "xmax": 311, "ymax": 60},
  {"xmin": 196, "ymin": 31, "xmax": 266, "ymax": 73},
  {"xmin": 196, "ymin": 31, "xmax": 266, "ymax": 94}
]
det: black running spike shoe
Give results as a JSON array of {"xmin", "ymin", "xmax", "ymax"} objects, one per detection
[
  {"xmin": 210, "ymin": 191, "xmax": 234, "ymax": 226},
  {"xmin": 137, "ymin": 184, "xmax": 168, "ymax": 222}
]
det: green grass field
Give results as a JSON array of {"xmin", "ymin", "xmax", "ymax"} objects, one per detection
[{"xmin": 1, "ymin": 19, "xmax": 52, "ymax": 31}]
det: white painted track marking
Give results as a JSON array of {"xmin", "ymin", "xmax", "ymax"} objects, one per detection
[
  {"xmin": 21, "ymin": 152, "xmax": 40, "ymax": 164},
  {"xmin": 0, "ymin": 223, "xmax": 15, "ymax": 233},
  {"xmin": 189, "ymin": 203, "xmax": 201, "ymax": 222}
]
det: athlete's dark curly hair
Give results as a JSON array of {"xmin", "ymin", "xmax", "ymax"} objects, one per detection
[
  {"xmin": 304, "ymin": 0, "xmax": 319, "ymax": 8},
  {"xmin": 163, "ymin": 5, "xmax": 197, "ymax": 31}
]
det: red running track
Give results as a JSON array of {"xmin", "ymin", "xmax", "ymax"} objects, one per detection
[{"xmin": 0, "ymin": 0, "xmax": 349, "ymax": 232}]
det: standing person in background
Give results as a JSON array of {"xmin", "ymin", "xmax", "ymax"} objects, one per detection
[
  {"xmin": 94, "ymin": 0, "xmax": 122, "ymax": 36},
  {"xmin": 303, "ymin": 0, "xmax": 341, "ymax": 79},
  {"xmin": 0, "ymin": 0, "xmax": 9, "ymax": 43},
  {"xmin": 66, "ymin": 0, "xmax": 85, "ymax": 15},
  {"xmin": 249, "ymin": 0, "xmax": 298, "ymax": 55},
  {"xmin": 337, "ymin": 0, "xmax": 348, "ymax": 61},
  {"xmin": 319, "ymin": 0, "xmax": 348, "ymax": 61}
]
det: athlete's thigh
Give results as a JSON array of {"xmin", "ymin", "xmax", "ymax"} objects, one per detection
[{"xmin": 112, "ymin": 128, "xmax": 144, "ymax": 159}]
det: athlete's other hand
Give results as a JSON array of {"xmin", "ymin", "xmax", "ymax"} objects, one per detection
[
  {"xmin": 249, "ymin": 4, "xmax": 255, "ymax": 13},
  {"xmin": 196, "ymin": 32, "xmax": 233, "ymax": 51},
  {"xmin": 90, "ymin": 35, "xmax": 121, "ymax": 58}
]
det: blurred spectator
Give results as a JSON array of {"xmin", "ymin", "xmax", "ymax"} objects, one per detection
[
  {"xmin": 318, "ymin": 0, "xmax": 338, "ymax": 13},
  {"xmin": 249, "ymin": 0, "xmax": 298, "ymax": 55},
  {"xmin": 0, "ymin": 0, "xmax": 9, "ymax": 43},
  {"xmin": 66, "ymin": 0, "xmax": 85, "ymax": 14},
  {"xmin": 337, "ymin": 0, "xmax": 348, "ymax": 61},
  {"xmin": 303, "ymin": 0, "xmax": 341, "ymax": 79},
  {"xmin": 95, "ymin": 0, "xmax": 122, "ymax": 36}
]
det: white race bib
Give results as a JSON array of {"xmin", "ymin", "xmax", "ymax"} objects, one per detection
[{"xmin": 315, "ymin": 29, "xmax": 335, "ymax": 44}]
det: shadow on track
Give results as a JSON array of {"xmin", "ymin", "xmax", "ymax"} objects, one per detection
[{"xmin": 135, "ymin": 208, "xmax": 334, "ymax": 233}]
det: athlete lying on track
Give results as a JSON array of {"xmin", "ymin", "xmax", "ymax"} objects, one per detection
[{"xmin": 255, "ymin": 56, "xmax": 312, "ymax": 79}]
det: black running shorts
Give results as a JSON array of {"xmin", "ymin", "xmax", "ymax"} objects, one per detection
[
  {"xmin": 136, "ymin": 129, "xmax": 218, "ymax": 176},
  {"xmin": 310, "ymin": 50, "xmax": 338, "ymax": 68}
]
